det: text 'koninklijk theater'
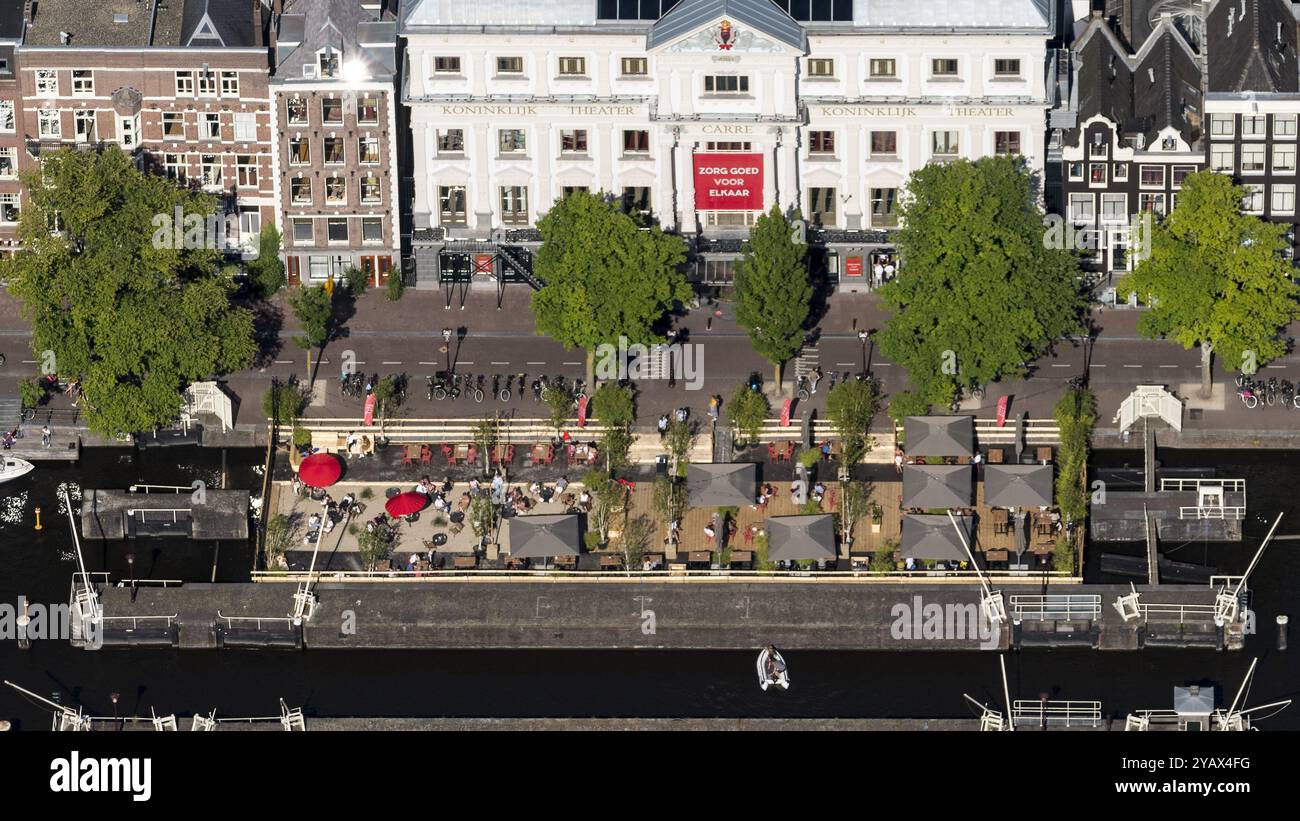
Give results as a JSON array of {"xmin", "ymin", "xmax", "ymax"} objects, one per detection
[{"xmin": 401, "ymin": 0, "xmax": 1057, "ymax": 290}]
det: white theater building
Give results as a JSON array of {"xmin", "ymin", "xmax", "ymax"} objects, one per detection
[{"xmin": 401, "ymin": 0, "xmax": 1055, "ymax": 290}]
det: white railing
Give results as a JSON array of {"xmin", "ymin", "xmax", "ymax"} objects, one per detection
[
  {"xmin": 216, "ymin": 612, "xmax": 296, "ymax": 630},
  {"xmin": 1178, "ymin": 505, "xmax": 1245, "ymax": 520},
  {"xmin": 250, "ymin": 568, "xmax": 1078, "ymax": 584},
  {"xmin": 1011, "ymin": 699, "xmax": 1103, "ymax": 728},
  {"xmin": 1160, "ymin": 478, "xmax": 1246, "ymax": 493},
  {"xmin": 1010, "ymin": 594, "xmax": 1101, "ymax": 621},
  {"xmin": 1137, "ymin": 601, "xmax": 1219, "ymax": 622},
  {"xmin": 100, "ymin": 614, "xmax": 178, "ymax": 629}
]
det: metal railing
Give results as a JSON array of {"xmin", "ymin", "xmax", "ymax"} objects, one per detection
[
  {"xmin": 1011, "ymin": 699, "xmax": 1103, "ymax": 728},
  {"xmin": 100, "ymin": 614, "xmax": 178, "ymax": 629},
  {"xmin": 216, "ymin": 612, "xmax": 296, "ymax": 630},
  {"xmin": 1137, "ymin": 601, "xmax": 1219, "ymax": 622},
  {"xmin": 1009, "ymin": 594, "xmax": 1101, "ymax": 621},
  {"xmin": 250, "ymin": 568, "xmax": 1077, "ymax": 584}
]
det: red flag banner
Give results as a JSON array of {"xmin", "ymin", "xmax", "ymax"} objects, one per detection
[
  {"xmin": 996, "ymin": 395, "xmax": 1009, "ymax": 427},
  {"xmin": 693, "ymin": 153, "xmax": 763, "ymax": 211},
  {"xmin": 363, "ymin": 393, "xmax": 377, "ymax": 427}
]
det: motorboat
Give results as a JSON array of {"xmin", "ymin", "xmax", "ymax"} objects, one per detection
[
  {"xmin": 757, "ymin": 646, "xmax": 789, "ymax": 691},
  {"xmin": 0, "ymin": 456, "xmax": 33, "ymax": 484}
]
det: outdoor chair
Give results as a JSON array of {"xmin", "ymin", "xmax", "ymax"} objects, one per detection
[
  {"xmin": 466, "ymin": 445, "xmax": 478, "ymax": 464},
  {"xmin": 401, "ymin": 446, "xmax": 415, "ymax": 467},
  {"xmin": 767, "ymin": 443, "xmax": 778, "ymax": 461},
  {"xmin": 441, "ymin": 443, "xmax": 454, "ymax": 464},
  {"xmin": 420, "ymin": 445, "xmax": 433, "ymax": 464}
]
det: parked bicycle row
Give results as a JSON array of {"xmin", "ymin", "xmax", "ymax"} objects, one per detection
[
  {"xmin": 340, "ymin": 370, "xmax": 587, "ymax": 405},
  {"xmin": 1235, "ymin": 374, "xmax": 1300, "ymax": 409}
]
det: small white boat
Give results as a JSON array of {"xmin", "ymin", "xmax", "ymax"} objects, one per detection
[
  {"xmin": 0, "ymin": 456, "xmax": 33, "ymax": 484},
  {"xmin": 757, "ymin": 646, "xmax": 789, "ymax": 691}
]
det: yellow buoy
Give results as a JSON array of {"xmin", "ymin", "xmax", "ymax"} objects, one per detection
[{"xmin": 33, "ymin": 506, "xmax": 42, "ymax": 531}]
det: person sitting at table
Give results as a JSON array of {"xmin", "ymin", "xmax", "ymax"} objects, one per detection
[
  {"xmin": 528, "ymin": 481, "xmax": 542, "ymax": 498},
  {"xmin": 555, "ymin": 475, "xmax": 569, "ymax": 495},
  {"xmin": 821, "ymin": 440, "xmax": 832, "ymax": 459},
  {"xmin": 439, "ymin": 477, "xmax": 453, "ymax": 494},
  {"xmin": 304, "ymin": 513, "xmax": 322, "ymax": 542},
  {"xmin": 432, "ymin": 493, "xmax": 448, "ymax": 513},
  {"xmin": 905, "ymin": 556, "xmax": 916, "ymax": 571},
  {"xmin": 813, "ymin": 482, "xmax": 826, "ymax": 502},
  {"xmin": 561, "ymin": 492, "xmax": 576, "ymax": 509},
  {"xmin": 539, "ymin": 484, "xmax": 555, "ymax": 503},
  {"xmin": 703, "ymin": 523, "xmax": 716, "ymax": 542},
  {"xmin": 578, "ymin": 489, "xmax": 592, "ymax": 512},
  {"xmin": 726, "ymin": 518, "xmax": 738, "ymax": 542},
  {"xmin": 345, "ymin": 430, "xmax": 359, "ymax": 453},
  {"xmin": 457, "ymin": 492, "xmax": 471, "ymax": 512},
  {"xmin": 752, "ymin": 493, "xmax": 768, "ymax": 511},
  {"xmin": 415, "ymin": 477, "xmax": 433, "ymax": 496},
  {"xmin": 469, "ymin": 477, "xmax": 482, "ymax": 492}
]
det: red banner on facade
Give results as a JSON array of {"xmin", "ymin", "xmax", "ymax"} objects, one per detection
[
  {"xmin": 693, "ymin": 153, "xmax": 763, "ymax": 210},
  {"xmin": 363, "ymin": 393, "xmax": 377, "ymax": 427},
  {"xmin": 996, "ymin": 395, "xmax": 1009, "ymax": 427},
  {"xmin": 844, "ymin": 256, "xmax": 864, "ymax": 277}
]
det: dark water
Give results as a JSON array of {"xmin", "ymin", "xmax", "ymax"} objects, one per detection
[{"xmin": 0, "ymin": 447, "xmax": 1296, "ymax": 728}]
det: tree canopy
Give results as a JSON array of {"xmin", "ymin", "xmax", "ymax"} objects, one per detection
[
  {"xmin": 733, "ymin": 205, "xmax": 812, "ymax": 387},
  {"xmin": 0, "ymin": 146, "xmax": 255, "ymax": 436},
  {"xmin": 878, "ymin": 156, "xmax": 1084, "ymax": 405},
  {"xmin": 1118, "ymin": 170, "xmax": 1300, "ymax": 396},
  {"xmin": 826, "ymin": 378, "xmax": 882, "ymax": 467},
  {"xmin": 532, "ymin": 191, "xmax": 690, "ymax": 381}
]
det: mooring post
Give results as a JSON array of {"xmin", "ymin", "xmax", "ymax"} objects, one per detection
[
  {"xmin": 16, "ymin": 595, "xmax": 30, "ymax": 650},
  {"xmin": 1278, "ymin": 615, "xmax": 1289, "ymax": 651}
]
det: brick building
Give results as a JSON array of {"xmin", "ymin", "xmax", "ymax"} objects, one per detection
[
  {"xmin": 16, "ymin": 0, "xmax": 275, "ymax": 257},
  {"xmin": 0, "ymin": 0, "xmax": 26, "ymax": 254},
  {"xmin": 270, "ymin": 0, "xmax": 400, "ymax": 286}
]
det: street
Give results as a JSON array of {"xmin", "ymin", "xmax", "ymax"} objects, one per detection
[{"xmin": 3, "ymin": 286, "xmax": 1300, "ymax": 435}]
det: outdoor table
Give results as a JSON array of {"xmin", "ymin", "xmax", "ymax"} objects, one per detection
[
  {"xmin": 553, "ymin": 555, "xmax": 578, "ymax": 569},
  {"xmin": 453, "ymin": 556, "xmax": 478, "ymax": 569},
  {"xmin": 599, "ymin": 555, "xmax": 625, "ymax": 569},
  {"xmin": 1036, "ymin": 447, "xmax": 1053, "ymax": 463},
  {"xmin": 729, "ymin": 550, "xmax": 754, "ymax": 564},
  {"xmin": 571, "ymin": 444, "xmax": 598, "ymax": 464},
  {"xmin": 992, "ymin": 509, "xmax": 1010, "ymax": 535},
  {"xmin": 988, "ymin": 448, "xmax": 1004, "ymax": 463},
  {"xmin": 687, "ymin": 550, "xmax": 712, "ymax": 564},
  {"xmin": 985, "ymin": 549, "xmax": 1009, "ymax": 562},
  {"xmin": 454, "ymin": 443, "xmax": 471, "ymax": 462},
  {"xmin": 530, "ymin": 443, "xmax": 552, "ymax": 465}
]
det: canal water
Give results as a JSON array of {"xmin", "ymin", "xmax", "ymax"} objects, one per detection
[{"xmin": 0, "ymin": 447, "xmax": 1295, "ymax": 729}]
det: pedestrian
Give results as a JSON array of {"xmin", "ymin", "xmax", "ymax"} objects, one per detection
[
  {"xmin": 658, "ymin": 414, "xmax": 669, "ymax": 435},
  {"xmin": 893, "ymin": 449, "xmax": 903, "ymax": 474},
  {"xmin": 873, "ymin": 260, "xmax": 884, "ymax": 288},
  {"xmin": 707, "ymin": 395, "xmax": 720, "ymax": 422},
  {"xmin": 41, "ymin": 425, "xmax": 51, "ymax": 448}
]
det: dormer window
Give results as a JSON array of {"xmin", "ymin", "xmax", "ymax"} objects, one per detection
[
  {"xmin": 318, "ymin": 51, "xmax": 340, "ymax": 79},
  {"xmin": 1161, "ymin": 136, "xmax": 1177, "ymax": 151}
]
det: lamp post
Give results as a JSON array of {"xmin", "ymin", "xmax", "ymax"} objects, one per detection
[
  {"xmin": 858, "ymin": 329, "xmax": 870, "ymax": 376},
  {"xmin": 125, "ymin": 552, "xmax": 136, "ymax": 604},
  {"xmin": 441, "ymin": 328, "xmax": 452, "ymax": 374}
]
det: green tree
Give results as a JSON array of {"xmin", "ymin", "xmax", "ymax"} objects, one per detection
[
  {"xmin": 826, "ymin": 378, "xmax": 881, "ymax": 468},
  {"xmin": 1053, "ymin": 385, "xmax": 1096, "ymax": 527},
  {"xmin": 542, "ymin": 383, "xmax": 574, "ymax": 433},
  {"xmin": 1119, "ymin": 171, "xmax": 1300, "ymax": 398},
  {"xmin": 0, "ymin": 146, "xmax": 255, "ymax": 437},
  {"xmin": 879, "ymin": 156, "xmax": 1084, "ymax": 406},
  {"xmin": 733, "ymin": 205, "xmax": 813, "ymax": 389},
  {"xmin": 287, "ymin": 284, "xmax": 332, "ymax": 384},
  {"xmin": 262, "ymin": 379, "xmax": 309, "ymax": 425},
  {"xmin": 664, "ymin": 418, "xmax": 696, "ymax": 476},
  {"xmin": 356, "ymin": 528, "xmax": 392, "ymax": 571},
  {"xmin": 726, "ymin": 383, "xmax": 769, "ymax": 446},
  {"xmin": 590, "ymin": 382, "xmax": 635, "ymax": 426},
  {"xmin": 263, "ymin": 514, "xmax": 296, "ymax": 569},
  {"xmin": 247, "ymin": 223, "xmax": 286, "ymax": 297},
  {"xmin": 532, "ymin": 191, "xmax": 690, "ymax": 385},
  {"xmin": 386, "ymin": 266, "xmax": 405, "ymax": 301}
]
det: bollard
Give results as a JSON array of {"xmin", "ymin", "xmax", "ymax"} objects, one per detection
[
  {"xmin": 33, "ymin": 506, "xmax": 41, "ymax": 531},
  {"xmin": 16, "ymin": 595, "xmax": 30, "ymax": 650},
  {"xmin": 1278, "ymin": 615, "xmax": 1289, "ymax": 651}
]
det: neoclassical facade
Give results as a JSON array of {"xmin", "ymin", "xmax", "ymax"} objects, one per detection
[{"xmin": 401, "ymin": 0, "xmax": 1055, "ymax": 288}]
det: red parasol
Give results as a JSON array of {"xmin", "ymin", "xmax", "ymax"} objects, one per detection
[
  {"xmin": 385, "ymin": 491, "xmax": 429, "ymax": 517},
  {"xmin": 298, "ymin": 453, "xmax": 342, "ymax": 488}
]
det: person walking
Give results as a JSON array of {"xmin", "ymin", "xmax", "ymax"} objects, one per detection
[
  {"xmin": 41, "ymin": 425, "xmax": 51, "ymax": 448},
  {"xmin": 707, "ymin": 395, "xmax": 720, "ymax": 423}
]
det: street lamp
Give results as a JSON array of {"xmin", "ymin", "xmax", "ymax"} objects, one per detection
[
  {"xmin": 125, "ymin": 552, "xmax": 136, "ymax": 604},
  {"xmin": 858, "ymin": 329, "xmax": 869, "ymax": 376},
  {"xmin": 441, "ymin": 328, "xmax": 452, "ymax": 374}
]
